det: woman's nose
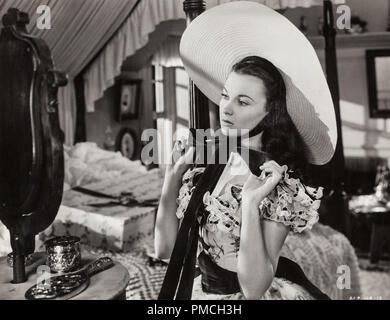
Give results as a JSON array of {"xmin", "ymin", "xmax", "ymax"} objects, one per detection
[{"xmin": 222, "ymin": 101, "xmax": 234, "ymax": 115}]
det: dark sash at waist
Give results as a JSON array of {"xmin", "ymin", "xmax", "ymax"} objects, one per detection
[
  {"xmin": 197, "ymin": 251, "xmax": 240, "ymax": 294},
  {"xmin": 197, "ymin": 251, "xmax": 330, "ymax": 300}
]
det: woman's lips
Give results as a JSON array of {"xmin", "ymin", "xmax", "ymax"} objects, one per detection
[{"xmin": 222, "ymin": 119, "xmax": 234, "ymax": 125}]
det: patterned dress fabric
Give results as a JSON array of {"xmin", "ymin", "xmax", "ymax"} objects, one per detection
[{"xmin": 176, "ymin": 152, "xmax": 361, "ymax": 300}]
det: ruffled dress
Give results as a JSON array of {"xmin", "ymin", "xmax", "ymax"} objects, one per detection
[{"xmin": 175, "ymin": 151, "xmax": 323, "ymax": 300}]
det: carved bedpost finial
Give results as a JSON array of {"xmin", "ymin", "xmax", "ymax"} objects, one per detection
[
  {"xmin": 183, "ymin": 0, "xmax": 205, "ymax": 25},
  {"xmin": 2, "ymin": 8, "xmax": 29, "ymax": 32},
  {"xmin": 48, "ymin": 70, "xmax": 68, "ymax": 89},
  {"xmin": 47, "ymin": 70, "xmax": 68, "ymax": 114}
]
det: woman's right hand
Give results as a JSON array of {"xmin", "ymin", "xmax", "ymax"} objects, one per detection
[
  {"xmin": 165, "ymin": 138, "xmax": 195, "ymax": 183},
  {"xmin": 156, "ymin": 139, "xmax": 195, "ymax": 259}
]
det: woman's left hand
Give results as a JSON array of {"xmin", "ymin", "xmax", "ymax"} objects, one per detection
[{"xmin": 242, "ymin": 160, "xmax": 287, "ymax": 207}]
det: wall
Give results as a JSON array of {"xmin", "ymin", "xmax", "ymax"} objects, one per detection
[
  {"xmin": 336, "ymin": 48, "xmax": 390, "ymax": 160},
  {"xmin": 84, "ymin": 20, "xmax": 185, "ymax": 159},
  {"xmin": 285, "ymin": 0, "xmax": 389, "ymax": 36},
  {"xmin": 309, "ymin": 33, "xmax": 390, "ymax": 160},
  {"xmin": 85, "ymin": 66, "xmax": 154, "ymax": 160},
  {"xmin": 85, "ymin": 1, "xmax": 390, "ymax": 162},
  {"xmin": 281, "ymin": 0, "xmax": 390, "ymax": 161}
]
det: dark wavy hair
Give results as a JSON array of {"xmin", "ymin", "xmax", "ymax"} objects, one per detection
[{"xmin": 232, "ymin": 56, "xmax": 309, "ymax": 182}]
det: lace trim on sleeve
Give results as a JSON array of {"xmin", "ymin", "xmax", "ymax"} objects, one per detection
[
  {"xmin": 202, "ymin": 183, "xmax": 242, "ymax": 236},
  {"xmin": 259, "ymin": 171, "xmax": 323, "ymax": 233}
]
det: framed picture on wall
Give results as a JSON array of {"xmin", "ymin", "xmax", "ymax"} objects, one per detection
[
  {"xmin": 366, "ymin": 49, "xmax": 390, "ymax": 118},
  {"xmin": 115, "ymin": 127, "xmax": 138, "ymax": 160},
  {"xmin": 118, "ymin": 79, "xmax": 142, "ymax": 121}
]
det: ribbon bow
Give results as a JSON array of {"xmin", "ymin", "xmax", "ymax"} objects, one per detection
[{"xmin": 72, "ymin": 186, "xmax": 159, "ymax": 208}]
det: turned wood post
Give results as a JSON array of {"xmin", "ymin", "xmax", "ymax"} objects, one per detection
[
  {"xmin": 183, "ymin": 0, "xmax": 210, "ymax": 130},
  {"xmin": 321, "ymin": 0, "xmax": 349, "ymax": 236}
]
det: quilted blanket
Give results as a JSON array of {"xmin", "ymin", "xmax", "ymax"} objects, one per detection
[
  {"xmin": 121, "ymin": 223, "xmax": 361, "ymax": 300},
  {"xmin": 280, "ymin": 222, "xmax": 361, "ymax": 299}
]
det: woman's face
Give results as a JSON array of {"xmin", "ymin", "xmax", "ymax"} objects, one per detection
[{"xmin": 219, "ymin": 71, "xmax": 268, "ymax": 136}]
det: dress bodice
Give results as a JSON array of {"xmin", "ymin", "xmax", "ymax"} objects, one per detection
[{"xmin": 176, "ymin": 152, "xmax": 323, "ymax": 272}]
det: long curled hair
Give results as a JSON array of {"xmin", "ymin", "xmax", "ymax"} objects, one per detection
[{"xmin": 232, "ymin": 56, "xmax": 309, "ymax": 182}]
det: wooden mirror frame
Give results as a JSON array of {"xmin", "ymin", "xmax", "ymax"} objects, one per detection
[{"xmin": 366, "ymin": 49, "xmax": 390, "ymax": 119}]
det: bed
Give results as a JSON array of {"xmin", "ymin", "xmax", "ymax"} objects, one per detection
[
  {"xmin": 0, "ymin": 142, "xmax": 163, "ymax": 254},
  {"xmin": 111, "ymin": 223, "xmax": 362, "ymax": 300},
  {"xmin": 0, "ymin": 142, "xmax": 361, "ymax": 299}
]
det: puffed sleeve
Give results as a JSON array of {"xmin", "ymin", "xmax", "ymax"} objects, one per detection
[
  {"xmin": 176, "ymin": 167, "xmax": 205, "ymax": 219},
  {"xmin": 259, "ymin": 170, "xmax": 323, "ymax": 233}
]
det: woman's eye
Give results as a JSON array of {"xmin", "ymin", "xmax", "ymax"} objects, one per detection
[
  {"xmin": 221, "ymin": 92, "xmax": 228, "ymax": 99},
  {"xmin": 238, "ymin": 100, "xmax": 249, "ymax": 106}
]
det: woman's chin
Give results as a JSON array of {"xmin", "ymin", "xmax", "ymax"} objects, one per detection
[{"xmin": 220, "ymin": 126, "xmax": 239, "ymax": 137}]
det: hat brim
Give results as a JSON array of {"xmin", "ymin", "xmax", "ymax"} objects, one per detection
[{"xmin": 180, "ymin": 1, "xmax": 337, "ymax": 165}]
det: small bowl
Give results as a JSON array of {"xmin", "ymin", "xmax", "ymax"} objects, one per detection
[
  {"xmin": 7, "ymin": 252, "xmax": 34, "ymax": 268},
  {"xmin": 45, "ymin": 236, "xmax": 81, "ymax": 273}
]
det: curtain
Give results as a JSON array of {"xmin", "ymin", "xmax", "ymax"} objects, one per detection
[
  {"xmin": 83, "ymin": 0, "xmax": 185, "ymax": 113},
  {"xmin": 152, "ymin": 36, "xmax": 183, "ymax": 68},
  {"xmin": 0, "ymin": 0, "xmax": 138, "ymax": 145},
  {"xmin": 207, "ymin": 0, "xmax": 345, "ymax": 9},
  {"xmin": 83, "ymin": 0, "xmax": 346, "ymax": 114},
  {"xmin": 0, "ymin": 0, "xmax": 346, "ymax": 143}
]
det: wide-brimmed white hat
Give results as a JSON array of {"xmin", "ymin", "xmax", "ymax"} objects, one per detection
[{"xmin": 179, "ymin": 1, "xmax": 337, "ymax": 165}]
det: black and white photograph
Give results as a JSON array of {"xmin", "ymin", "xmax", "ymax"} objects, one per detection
[{"xmin": 0, "ymin": 0, "xmax": 390, "ymax": 308}]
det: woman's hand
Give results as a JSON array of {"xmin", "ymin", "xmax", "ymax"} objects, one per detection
[
  {"xmin": 242, "ymin": 160, "xmax": 287, "ymax": 207},
  {"xmin": 162, "ymin": 137, "xmax": 196, "ymax": 195},
  {"xmin": 155, "ymin": 136, "xmax": 196, "ymax": 260},
  {"xmin": 167, "ymin": 138, "xmax": 195, "ymax": 178}
]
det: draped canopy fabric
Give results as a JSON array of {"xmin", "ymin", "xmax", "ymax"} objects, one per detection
[
  {"xmin": 0, "ymin": 0, "xmax": 138, "ymax": 145},
  {"xmin": 208, "ymin": 0, "xmax": 345, "ymax": 9},
  {"xmin": 0, "ymin": 0, "xmax": 344, "ymax": 144},
  {"xmin": 83, "ymin": 0, "xmax": 185, "ymax": 114},
  {"xmin": 83, "ymin": 0, "xmax": 344, "ymax": 114},
  {"xmin": 152, "ymin": 36, "xmax": 183, "ymax": 68}
]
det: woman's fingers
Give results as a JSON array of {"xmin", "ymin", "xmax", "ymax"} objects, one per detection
[
  {"xmin": 171, "ymin": 140, "xmax": 183, "ymax": 163},
  {"xmin": 259, "ymin": 161, "xmax": 283, "ymax": 172},
  {"xmin": 264, "ymin": 160, "xmax": 283, "ymax": 169},
  {"xmin": 259, "ymin": 161, "xmax": 286, "ymax": 175},
  {"xmin": 243, "ymin": 161, "xmax": 288, "ymax": 203},
  {"xmin": 172, "ymin": 137, "xmax": 192, "ymax": 163},
  {"xmin": 258, "ymin": 161, "xmax": 286, "ymax": 187},
  {"xmin": 258, "ymin": 167, "xmax": 282, "ymax": 184},
  {"xmin": 180, "ymin": 146, "xmax": 195, "ymax": 165},
  {"xmin": 169, "ymin": 145, "xmax": 195, "ymax": 176}
]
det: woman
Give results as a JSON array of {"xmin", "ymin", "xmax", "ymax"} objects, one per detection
[{"xmin": 155, "ymin": 1, "xmax": 337, "ymax": 300}]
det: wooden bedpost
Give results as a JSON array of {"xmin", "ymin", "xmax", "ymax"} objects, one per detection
[
  {"xmin": 320, "ymin": 0, "xmax": 350, "ymax": 237},
  {"xmin": 183, "ymin": 0, "xmax": 210, "ymax": 130}
]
